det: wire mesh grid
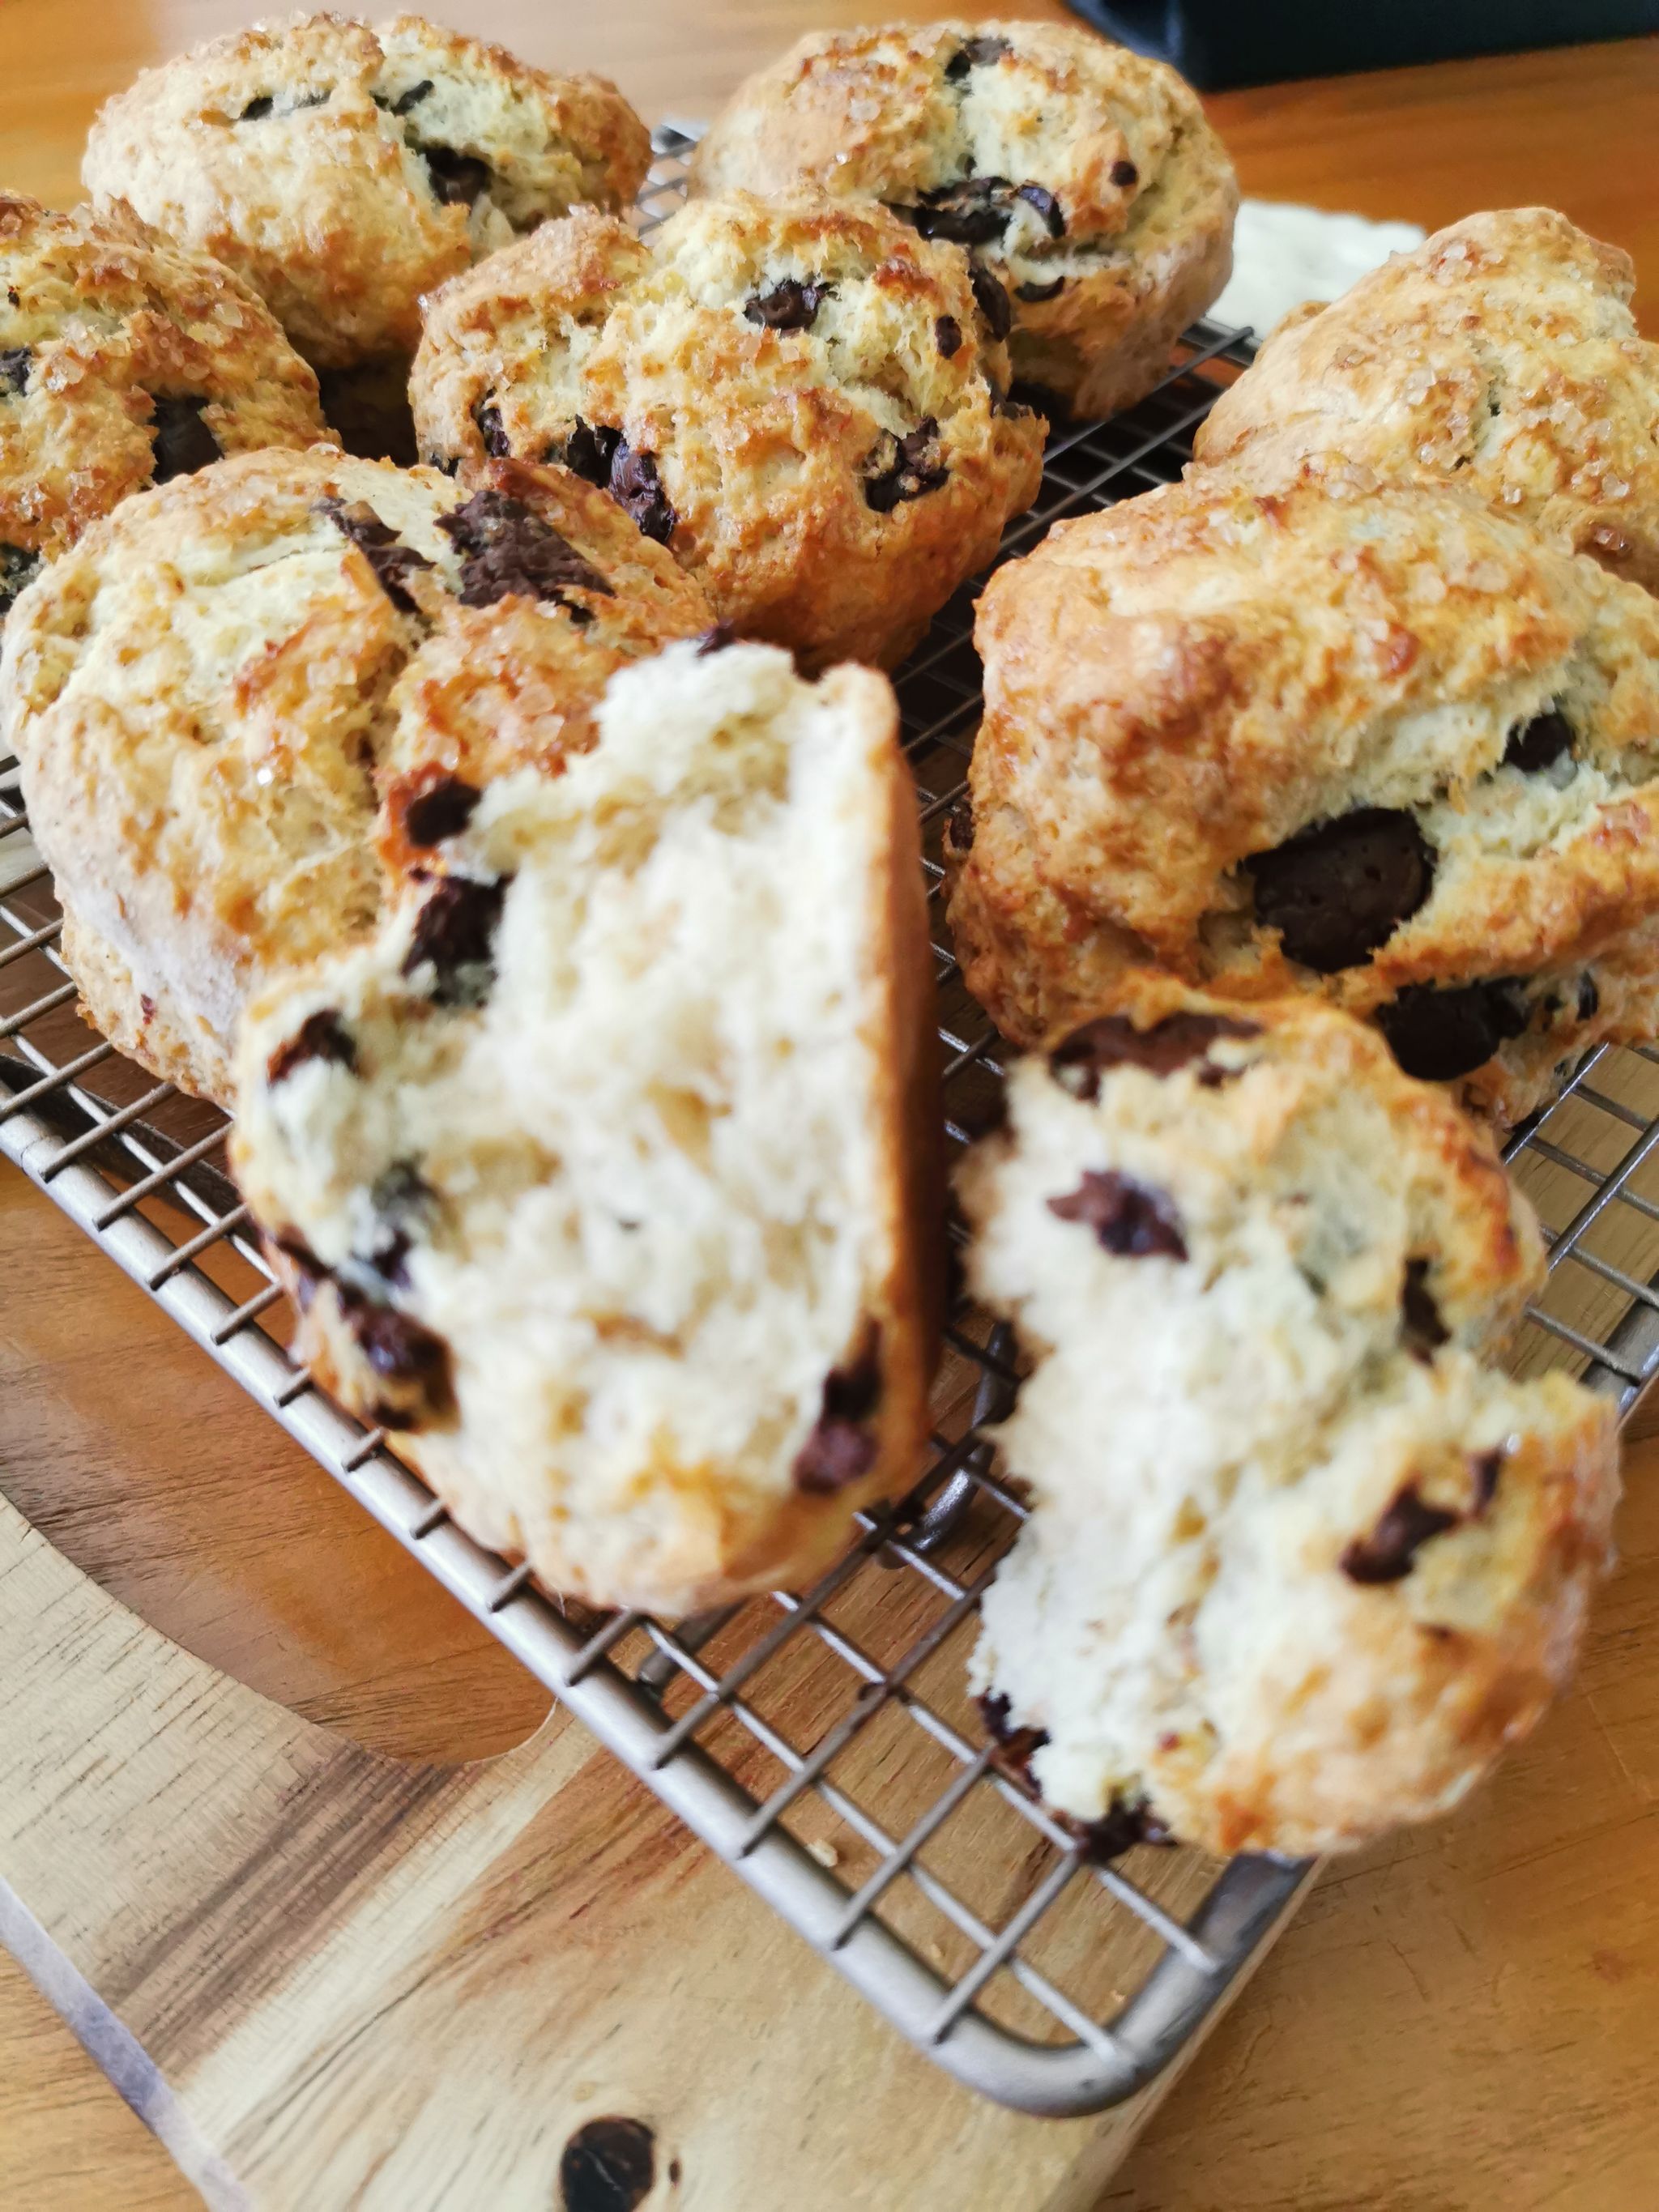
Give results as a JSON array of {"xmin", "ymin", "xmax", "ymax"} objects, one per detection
[{"xmin": 4, "ymin": 134, "xmax": 1659, "ymax": 2119}]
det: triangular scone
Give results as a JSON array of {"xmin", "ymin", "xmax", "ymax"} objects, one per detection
[
  {"xmin": 960, "ymin": 977, "xmax": 1619, "ymax": 1858},
  {"xmin": 232, "ymin": 640, "xmax": 941, "ymax": 1614}
]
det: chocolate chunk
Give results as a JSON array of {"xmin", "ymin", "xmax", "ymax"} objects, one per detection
[
  {"xmin": 608, "ymin": 442, "xmax": 676, "ymax": 544},
  {"xmin": 1578, "ymin": 972, "xmax": 1600, "ymax": 1021},
  {"xmin": 1469, "ymin": 1448, "xmax": 1503, "ymax": 1514},
  {"xmin": 562, "ymin": 416, "xmax": 623, "ymax": 487},
  {"xmin": 1064, "ymin": 1798, "xmax": 1172, "ymax": 1864},
  {"xmin": 425, "ymin": 451, "xmax": 460, "ymax": 476},
  {"xmin": 902, "ymin": 176, "xmax": 1018, "ymax": 248},
  {"xmin": 1247, "ymin": 808, "xmax": 1434, "ymax": 973},
  {"xmin": 0, "ymin": 543, "xmax": 41, "ymax": 616},
  {"xmin": 1015, "ymin": 277, "xmax": 1065, "ymax": 303},
  {"xmin": 863, "ymin": 419, "xmax": 948, "ymax": 512},
  {"xmin": 318, "ymin": 496, "xmax": 433, "ymax": 612},
  {"xmin": 148, "ymin": 395, "xmax": 220, "ymax": 483},
  {"xmin": 946, "ymin": 33, "xmax": 1011, "ymax": 76},
  {"xmin": 402, "ymin": 875, "xmax": 508, "ymax": 1007},
  {"xmin": 1111, "ymin": 158, "xmax": 1139, "ymax": 187},
  {"xmin": 266, "ymin": 1008, "xmax": 357, "ymax": 1086},
  {"xmin": 935, "ymin": 313, "xmax": 963, "ymax": 358},
  {"xmin": 970, "ymin": 265, "xmax": 1013, "ymax": 340},
  {"xmin": 338, "ymin": 1287, "xmax": 453, "ymax": 1425},
  {"xmin": 695, "ymin": 620, "xmax": 737, "ymax": 655},
  {"xmin": 361, "ymin": 1158, "xmax": 436, "ymax": 1289},
  {"xmin": 1048, "ymin": 1169, "xmax": 1188, "ymax": 1260},
  {"xmin": 793, "ymin": 1326, "xmax": 883, "ymax": 1494},
  {"xmin": 560, "ymin": 2116, "xmax": 655, "ymax": 2212},
  {"xmin": 436, "ymin": 487, "xmax": 612, "ymax": 608},
  {"xmin": 1376, "ymin": 978, "xmax": 1530, "ymax": 1082},
  {"xmin": 422, "ymin": 145, "xmax": 490, "ymax": 206},
  {"xmin": 402, "ymin": 773, "xmax": 481, "ymax": 847},
  {"xmin": 743, "ymin": 278, "xmax": 828, "ymax": 332},
  {"xmin": 1503, "ymin": 708, "xmax": 1574, "ymax": 774},
  {"xmin": 948, "ymin": 792, "xmax": 974, "ymax": 852},
  {"xmin": 272, "ymin": 1230, "xmax": 329, "ymax": 1311},
  {"xmin": 472, "ymin": 395, "xmax": 512, "ymax": 458},
  {"xmin": 389, "ymin": 78, "xmax": 433, "ymax": 114},
  {"xmin": 0, "ymin": 347, "xmax": 30, "ymax": 396},
  {"xmin": 978, "ymin": 1690, "xmax": 1050, "ymax": 1789},
  {"xmin": 239, "ymin": 94, "xmax": 275, "ymax": 120},
  {"xmin": 1340, "ymin": 1482, "xmax": 1461, "ymax": 1583},
  {"xmin": 1401, "ymin": 1257, "xmax": 1448, "ymax": 1357},
  {"xmin": 1049, "ymin": 1011, "xmax": 1261, "ymax": 1099},
  {"xmin": 1015, "ymin": 183, "xmax": 1065, "ymax": 237}
]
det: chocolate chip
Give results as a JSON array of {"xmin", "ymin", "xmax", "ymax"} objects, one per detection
[
  {"xmin": 0, "ymin": 543, "xmax": 41, "ymax": 616},
  {"xmin": 743, "ymin": 278, "xmax": 828, "ymax": 332},
  {"xmin": 1503, "ymin": 708, "xmax": 1574, "ymax": 774},
  {"xmin": 863, "ymin": 419, "xmax": 948, "ymax": 512},
  {"xmin": 1578, "ymin": 972, "xmax": 1600, "ymax": 1021},
  {"xmin": 436, "ymin": 487, "xmax": 613, "ymax": 609},
  {"xmin": 1469, "ymin": 1448, "xmax": 1503, "ymax": 1514},
  {"xmin": 1015, "ymin": 277, "xmax": 1064, "ymax": 303},
  {"xmin": 426, "ymin": 451, "xmax": 460, "ymax": 476},
  {"xmin": 794, "ymin": 1326, "xmax": 883, "ymax": 1494},
  {"xmin": 562, "ymin": 416, "xmax": 623, "ymax": 487},
  {"xmin": 1048, "ymin": 1170, "xmax": 1188, "ymax": 1260},
  {"xmin": 0, "ymin": 347, "xmax": 29, "ymax": 397},
  {"xmin": 318, "ymin": 497, "xmax": 433, "ymax": 613},
  {"xmin": 266, "ymin": 1008, "xmax": 357, "ymax": 1086},
  {"xmin": 935, "ymin": 313, "xmax": 963, "ymax": 358},
  {"xmin": 402, "ymin": 774, "xmax": 481, "ymax": 846},
  {"xmin": 273, "ymin": 1230, "xmax": 330, "ymax": 1311},
  {"xmin": 1340, "ymin": 1482, "xmax": 1460, "ymax": 1583},
  {"xmin": 422, "ymin": 146, "xmax": 490, "ymax": 207},
  {"xmin": 978, "ymin": 1691, "xmax": 1050, "ymax": 1789},
  {"xmin": 1064, "ymin": 1798, "xmax": 1172, "ymax": 1863},
  {"xmin": 402, "ymin": 875, "xmax": 508, "ymax": 1007},
  {"xmin": 1247, "ymin": 808, "xmax": 1434, "ymax": 973},
  {"xmin": 970, "ymin": 265, "xmax": 1013, "ymax": 340},
  {"xmin": 1401, "ymin": 1257, "xmax": 1448, "ymax": 1357},
  {"xmin": 695, "ymin": 620, "xmax": 737, "ymax": 655},
  {"xmin": 337, "ymin": 1285, "xmax": 453, "ymax": 1424},
  {"xmin": 1376, "ymin": 978, "xmax": 1530, "ymax": 1082},
  {"xmin": 389, "ymin": 78, "xmax": 433, "ymax": 114},
  {"xmin": 901, "ymin": 176, "xmax": 1018, "ymax": 249},
  {"xmin": 362, "ymin": 1158, "xmax": 435, "ymax": 1289},
  {"xmin": 472, "ymin": 395, "xmax": 512, "ymax": 458},
  {"xmin": 948, "ymin": 792, "xmax": 974, "ymax": 852},
  {"xmin": 1049, "ymin": 1011, "xmax": 1261, "ymax": 1099},
  {"xmin": 608, "ymin": 442, "xmax": 676, "ymax": 544},
  {"xmin": 945, "ymin": 33, "xmax": 1011, "ymax": 76},
  {"xmin": 560, "ymin": 2116, "xmax": 655, "ymax": 2212},
  {"xmin": 148, "ymin": 395, "xmax": 220, "ymax": 483},
  {"xmin": 1110, "ymin": 158, "xmax": 1139, "ymax": 186},
  {"xmin": 239, "ymin": 95, "xmax": 275, "ymax": 120},
  {"xmin": 1015, "ymin": 183, "xmax": 1065, "ymax": 237}
]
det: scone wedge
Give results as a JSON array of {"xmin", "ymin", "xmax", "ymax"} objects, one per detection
[
  {"xmin": 232, "ymin": 641, "xmax": 942, "ymax": 1615},
  {"xmin": 962, "ymin": 978, "xmax": 1619, "ymax": 1859}
]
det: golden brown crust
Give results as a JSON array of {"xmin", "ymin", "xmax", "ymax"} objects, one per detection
[
  {"xmin": 1194, "ymin": 208, "xmax": 1659, "ymax": 597},
  {"xmin": 81, "ymin": 11, "xmax": 650, "ymax": 371},
  {"xmin": 946, "ymin": 471, "xmax": 1659, "ymax": 1123},
  {"xmin": 410, "ymin": 191, "xmax": 1046, "ymax": 671},
  {"xmin": 690, "ymin": 19, "xmax": 1237, "ymax": 419}
]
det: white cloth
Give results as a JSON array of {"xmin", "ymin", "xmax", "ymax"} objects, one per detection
[{"xmin": 1210, "ymin": 199, "xmax": 1426, "ymax": 342}]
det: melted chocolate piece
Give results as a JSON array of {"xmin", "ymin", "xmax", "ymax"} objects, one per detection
[
  {"xmin": 1064, "ymin": 1798, "xmax": 1172, "ymax": 1864},
  {"xmin": 0, "ymin": 543, "xmax": 42, "ymax": 616},
  {"xmin": 979, "ymin": 1691, "xmax": 1050, "ymax": 1789},
  {"xmin": 1015, "ymin": 276, "xmax": 1064, "ymax": 303},
  {"xmin": 239, "ymin": 95, "xmax": 275, "ymax": 120},
  {"xmin": 562, "ymin": 417, "xmax": 623, "ymax": 487},
  {"xmin": 338, "ymin": 1286, "xmax": 453, "ymax": 1424},
  {"xmin": 1504, "ymin": 708, "xmax": 1574, "ymax": 774},
  {"xmin": 422, "ymin": 145, "xmax": 490, "ymax": 206},
  {"xmin": 389, "ymin": 78, "xmax": 433, "ymax": 114},
  {"xmin": 1049, "ymin": 1011, "xmax": 1261, "ymax": 1100},
  {"xmin": 1376, "ymin": 978, "xmax": 1530, "ymax": 1082},
  {"xmin": 903, "ymin": 176, "xmax": 1018, "ymax": 248},
  {"xmin": 318, "ymin": 496, "xmax": 433, "ymax": 612},
  {"xmin": 608, "ymin": 442, "xmax": 676, "ymax": 544},
  {"xmin": 1469, "ymin": 1448, "xmax": 1503, "ymax": 1514},
  {"xmin": 946, "ymin": 33, "xmax": 1011, "ymax": 76},
  {"xmin": 935, "ymin": 313, "xmax": 963, "ymax": 358},
  {"xmin": 437, "ymin": 487, "xmax": 612, "ymax": 608},
  {"xmin": 402, "ymin": 773, "xmax": 481, "ymax": 847},
  {"xmin": 1111, "ymin": 158, "xmax": 1139, "ymax": 186},
  {"xmin": 948, "ymin": 792, "xmax": 974, "ymax": 852},
  {"xmin": 1340, "ymin": 1482, "xmax": 1461, "ymax": 1584},
  {"xmin": 1248, "ymin": 808, "xmax": 1434, "ymax": 973},
  {"xmin": 401, "ymin": 875, "xmax": 508, "ymax": 1007},
  {"xmin": 970, "ymin": 265, "xmax": 1013, "ymax": 340},
  {"xmin": 272, "ymin": 1230, "xmax": 329, "ymax": 1311},
  {"xmin": 863, "ymin": 419, "xmax": 948, "ymax": 512},
  {"xmin": 1578, "ymin": 972, "xmax": 1600, "ymax": 1021},
  {"xmin": 266, "ymin": 1009, "xmax": 357, "ymax": 1086},
  {"xmin": 0, "ymin": 347, "xmax": 30, "ymax": 396},
  {"xmin": 362, "ymin": 1158, "xmax": 436, "ymax": 1289},
  {"xmin": 149, "ymin": 395, "xmax": 220, "ymax": 483},
  {"xmin": 1047, "ymin": 1170, "xmax": 1188, "ymax": 1260},
  {"xmin": 743, "ymin": 278, "xmax": 828, "ymax": 332},
  {"xmin": 559, "ymin": 2116, "xmax": 655, "ymax": 2212},
  {"xmin": 793, "ymin": 1326, "xmax": 883, "ymax": 1494},
  {"xmin": 695, "ymin": 620, "xmax": 737, "ymax": 655},
  {"xmin": 1401, "ymin": 1257, "xmax": 1449, "ymax": 1357},
  {"xmin": 472, "ymin": 395, "xmax": 512, "ymax": 457},
  {"xmin": 1016, "ymin": 182, "xmax": 1065, "ymax": 237}
]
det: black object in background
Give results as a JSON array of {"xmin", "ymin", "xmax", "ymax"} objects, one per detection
[{"xmin": 1069, "ymin": 0, "xmax": 1659, "ymax": 90}]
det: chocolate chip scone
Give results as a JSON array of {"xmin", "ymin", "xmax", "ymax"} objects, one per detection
[
  {"xmin": 962, "ymin": 978, "xmax": 1618, "ymax": 1859},
  {"xmin": 82, "ymin": 10, "xmax": 649, "ymax": 451},
  {"xmin": 2, "ymin": 445, "xmax": 710, "ymax": 1102},
  {"xmin": 231, "ymin": 641, "xmax": 942, "ymax": 1614},
  {"xmin": 947, "ymin": 471, "xmax": 1659, "ymax": 1129},
  {"xmin": 1194, "ymin": 209, "xmax": 1659, "ymax": 598},
  {"xmin": 0, "ymin": 191, "xmax": 324, "ymax": 629},
  {"xmin": 410, "ymin": 190, "xmax": 1046, "ymax": 670},
  {"xmin": 690, "ymin": 19, "xmax": 1237, "ymax": 421}
]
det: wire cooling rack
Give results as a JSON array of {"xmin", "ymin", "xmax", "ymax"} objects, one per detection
[{"xmin": 5, "ymin": 134, "xmax": 1659, "ymax": 2120}]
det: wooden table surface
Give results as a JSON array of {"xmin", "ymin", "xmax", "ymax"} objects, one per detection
[{"xmin": 3, "ymin": 9, "xmax": 1659, "ymax": 2208}]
